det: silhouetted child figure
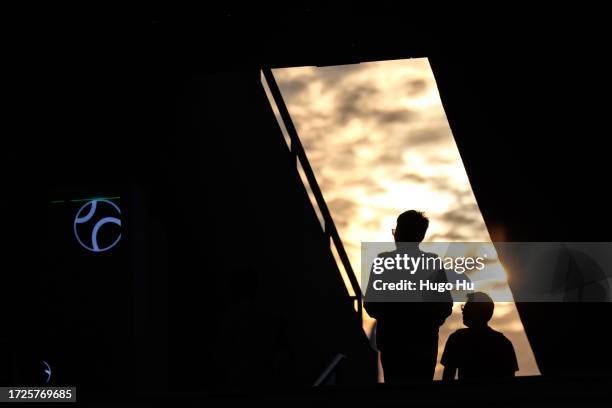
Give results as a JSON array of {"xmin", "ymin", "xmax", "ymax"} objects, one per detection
[{"xmin": 441, "ymin": 292, "xmax": 518, "ymax": 380}]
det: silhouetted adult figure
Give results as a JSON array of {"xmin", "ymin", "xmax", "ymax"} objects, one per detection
[
  {"xmin": 365, "ymin": 210, "xmax": 453, "ymax": 383},
  {"xmin": 441, "ymin": 292, "xmax": 518, "ymax": 381}
]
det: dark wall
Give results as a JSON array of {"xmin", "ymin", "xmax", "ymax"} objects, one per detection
[
  {"xmin": 429, "ymin": 23, "xmax": 612, "ymax": 377},
  {"xmin": 2, "ymin": 15, "xmax": 376, "ymax": 399},
  {"xmin": 155, "ymin": 68, "xmax": 376, "ymax": 391}
]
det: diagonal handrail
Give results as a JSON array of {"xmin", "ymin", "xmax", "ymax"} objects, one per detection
[{"xmin": 261, "ymin": 68, "xmax": 363, "ymax": 325}]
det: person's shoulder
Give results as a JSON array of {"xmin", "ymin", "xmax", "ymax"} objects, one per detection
[
  {"xmin": 420, "ymin": 250, "xmax": 439, "ymax": 259},
  {"xmin": 444, "ymin": 328, "xmax": 470, "ymax": 351},
  {"xmin": 487, "ymin": 328, "xmax": 518, "ymax": 368},
  {"xmin": 488, "ymin": 328, "xmax": 515, "ymax": 345},
  {"xmin": 448, "ymin": 328, "xmax": 470, "ymax": 339},
  {"xmin": 488, "ymin": 327, "xmax": 508, "ymax": 338}
]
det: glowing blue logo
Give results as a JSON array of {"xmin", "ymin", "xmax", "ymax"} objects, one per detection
[
  {"xmin": 73, "ymin": 199, "xmax": 121, "ymax": 252},
  {"xmin": 43, "ymin": 360, "xmax": 52, "ymax": 383}
]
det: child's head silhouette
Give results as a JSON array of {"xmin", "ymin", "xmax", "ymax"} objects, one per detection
[{"xmin": 462, "ymin": 292, "xmax": 494, "ymax": 328}]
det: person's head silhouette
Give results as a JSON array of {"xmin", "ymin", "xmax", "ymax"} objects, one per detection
[
  {"xmin": 462, "ymin": 292, "xmax": 494, "ymax": 328},
  {"xmin": 393, "ymin": 210, "xmax": 429, "ymax": 243}
]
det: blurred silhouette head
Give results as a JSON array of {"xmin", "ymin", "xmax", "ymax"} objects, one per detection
[
  {"xmin": 462, "ymin": 292, "xmax": 494, "ymax": 328},
  {"xmin": 393, "ymin": 210, "xmax": 429, "ymax": 243}
]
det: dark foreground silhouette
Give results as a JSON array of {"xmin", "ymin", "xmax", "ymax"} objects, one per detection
[
  {"xmin": 442, "ymin": 292, "xmax": 518, "ymax": 381},
  {"xmin": 365, "ymin": 210, "xmax": 452, "ymax": 383}
]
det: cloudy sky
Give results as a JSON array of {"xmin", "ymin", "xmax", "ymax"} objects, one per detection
[{"xmin": 271, "ymin": 58, "xmax": 539, "ymax": 380}]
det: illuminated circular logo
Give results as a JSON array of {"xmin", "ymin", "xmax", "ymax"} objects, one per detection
[
  {"xmin": 73, "ymin": 199, "xmax": 121, "ymax": 252},
  {"xmin": 43, "ymin": 360, "xmax": 52, "ymax": 384}
]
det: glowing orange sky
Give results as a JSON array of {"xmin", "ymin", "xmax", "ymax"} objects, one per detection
[{"xmin": 273, "ymin": 58, "xmax": 539, "ymax": 380}]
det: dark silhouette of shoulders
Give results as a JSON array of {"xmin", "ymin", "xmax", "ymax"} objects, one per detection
[{"xmin": 442, "ymin": 326, "xmax": 518, "ymax": 380}]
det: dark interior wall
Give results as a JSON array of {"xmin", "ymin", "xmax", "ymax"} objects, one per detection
[
  {"xmin": 156, "ymin": 68, "xmax": 376, "ymax": 391},
  {"xmin": 2, "ymin": 16, "xmax": 154, "ymax": 394},
  {"xmin": 2, "ymin": 16, "xmax": 376, "ymax": 397},
  {"xmin": 428, "ymin": 24, "xmax": 612, "ymax": 377}
]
